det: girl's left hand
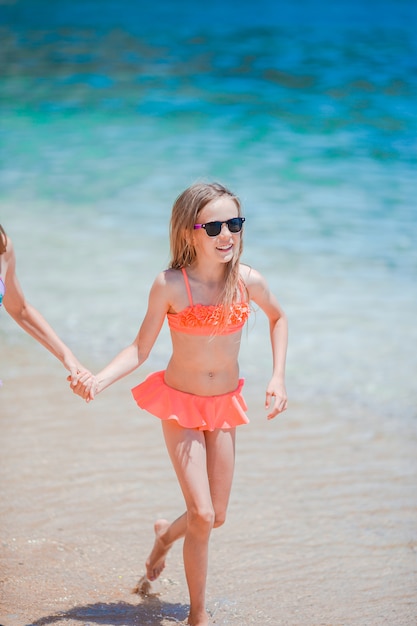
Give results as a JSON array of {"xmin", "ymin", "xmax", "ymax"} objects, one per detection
[{"xmin": 265, "ymin": 380, "xmax": 287, "ymax": 420}]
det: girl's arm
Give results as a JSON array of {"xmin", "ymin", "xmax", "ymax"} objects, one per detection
[
  {"xmin": 3, "ymin": 236, "xmax": 89, "ymax": 384},
  {"xmin": 72, "ymin": 271, "xmax": 170, "ymax": 401},
  {"xmin": 245, "ymin": 266, "xmax": 288, "ymax": 420}
]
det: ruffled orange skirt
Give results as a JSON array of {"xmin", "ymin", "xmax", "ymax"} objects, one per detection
[{"xmin": 131, "ymin": 370, "xmax": 249, "ymax": 432}]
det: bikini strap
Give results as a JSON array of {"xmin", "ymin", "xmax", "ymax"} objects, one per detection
[{"xmin": 181, "ymin": 267, "xmax": 194, "ymax": 306}]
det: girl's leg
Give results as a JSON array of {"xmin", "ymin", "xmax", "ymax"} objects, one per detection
[
  {"xmin": 182, "ymin": 428, "xmax": 235, "ymax": 626},
  {"xmin": 204, "ymin": 427, "xmax": 236, "ymax": 527},
  {"xmin": 145, "ymin": 423, "xmax": 236, "ymax": 625},
  {"xmin": 145, "ymin": 514, "xmax": 187, "ymax": 581},
  {"xmin": 145, "ymin": 424, "xmax": 207, "ymax": 583},
  {"xmin": 158, "ymin": 422, "xmax": 236, "ymax": 625},
  {"xmin": 161, "ymin": 421, "xmax": 213, "ymax": 625},
  {"xmin": 146, "ymin": 427, "xmax": 237, "ymax": 579}
]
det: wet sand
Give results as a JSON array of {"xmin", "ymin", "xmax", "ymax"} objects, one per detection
[{"xmin": 1, "ymin": 345, "xmax": 416, "ymax": 626}]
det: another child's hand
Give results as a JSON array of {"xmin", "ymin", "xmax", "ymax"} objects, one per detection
[
  {"xmin": 265, "ymin": 379, "xmax": 287, "ymax": 420},
  {"xmin": 68, "ymin": 371, "xmax": 97, "ymax": 403},
  {"xmin": 64, "ymin": 358, "xmax": 90, "ymax": 387}
]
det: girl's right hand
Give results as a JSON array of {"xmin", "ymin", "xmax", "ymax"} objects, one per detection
[{"xmin": 68, "ymin": 371, "xmax": 97, "ymax": 402}]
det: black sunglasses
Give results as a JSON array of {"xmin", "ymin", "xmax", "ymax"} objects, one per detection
[{"xmin": 194, "ymin": 217, "xmax": 245, "ymax": 237}]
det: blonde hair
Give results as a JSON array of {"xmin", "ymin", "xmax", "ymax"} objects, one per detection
[
  {"xmin": 0, "ymin": 225, "xmax": 7, "ymax": 254},
  {"xmin": 169, "ymin": 182, "xmax": 246, "ymax": 320}
]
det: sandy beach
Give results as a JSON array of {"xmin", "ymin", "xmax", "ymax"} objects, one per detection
[{"xmin": 1, "ymin": 342, "xmax": 416, "ymax": 626}]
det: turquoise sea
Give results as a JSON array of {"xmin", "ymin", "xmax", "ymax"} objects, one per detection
[{"xmin": 1, "ymin": 0, "xmax": 416, "ymax": 422}]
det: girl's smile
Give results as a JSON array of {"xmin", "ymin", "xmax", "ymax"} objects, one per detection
[
  {"xmin": 216, "ymin": 242, "xmax": 234, "ymax": 258},
  {"xmin": 194, "ymin": 196, "xmax": 241, "ymax": 264}
]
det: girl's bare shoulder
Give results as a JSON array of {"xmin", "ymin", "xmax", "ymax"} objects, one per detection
[
  {"xmin": 239, "ymin": 263, "xmax": 264, "ymax": 286},
  {"xmin": 151, "ymin": 268, "xmax": 187, "ymax": 312},
  {"xmin": 155, "ymin": 268, "xmax": 185, "ymax": 291}
]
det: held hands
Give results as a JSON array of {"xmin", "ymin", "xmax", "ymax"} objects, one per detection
[
  {"xmin": 265, "ymin": 378, "xmax": 288, "ymax": 420},
  {"xmin": 67, "ymin": 370, "xmax": 98, "ymax": 403},
  {"xmin": 64, "ymin": 358, "xmax": 91, "ymax": 388}
]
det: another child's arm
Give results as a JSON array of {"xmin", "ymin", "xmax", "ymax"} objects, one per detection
[
  {"xmin": 71, "ymin": 272, "xmax": 170, "ymax": 401},
  {"xmin": 245, "ymin": 266, "xmax": 288, "ymax": 420},
  {"xmin": 3, "ymin": 236, "xmax": 89, "ymax": 385}
]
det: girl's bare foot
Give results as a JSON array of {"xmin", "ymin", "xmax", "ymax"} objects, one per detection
[
  {"xmin": 146, "ymin": 519, "xmax": 171, "ymax": 581},
  {"xmin": 187, "ymin": 609, "xmax": 209, "ymax": 626}
]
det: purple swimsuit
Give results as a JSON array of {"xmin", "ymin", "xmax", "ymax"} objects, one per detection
[{"xmin": 0, "ymin": 277, "xmax": 5, "ymax": 307}]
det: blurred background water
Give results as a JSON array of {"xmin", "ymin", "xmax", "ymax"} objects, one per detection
[{"xmin": 1, "ymin": 0, "xmax": 416, "ymax": 421}]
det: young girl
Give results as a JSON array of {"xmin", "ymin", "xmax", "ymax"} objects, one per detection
[
  {"xmin": 71, "ymin": 182, "xmax": 288, "ymax": 626},
  {"xmin": 0, "ymin": 224, "xmax": 89, "ymax": 385}
]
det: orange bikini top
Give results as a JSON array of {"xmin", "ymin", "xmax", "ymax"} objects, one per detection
[{"xmin": 167, "ymin": 268, "xmax": 250, "ymax": 336}]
